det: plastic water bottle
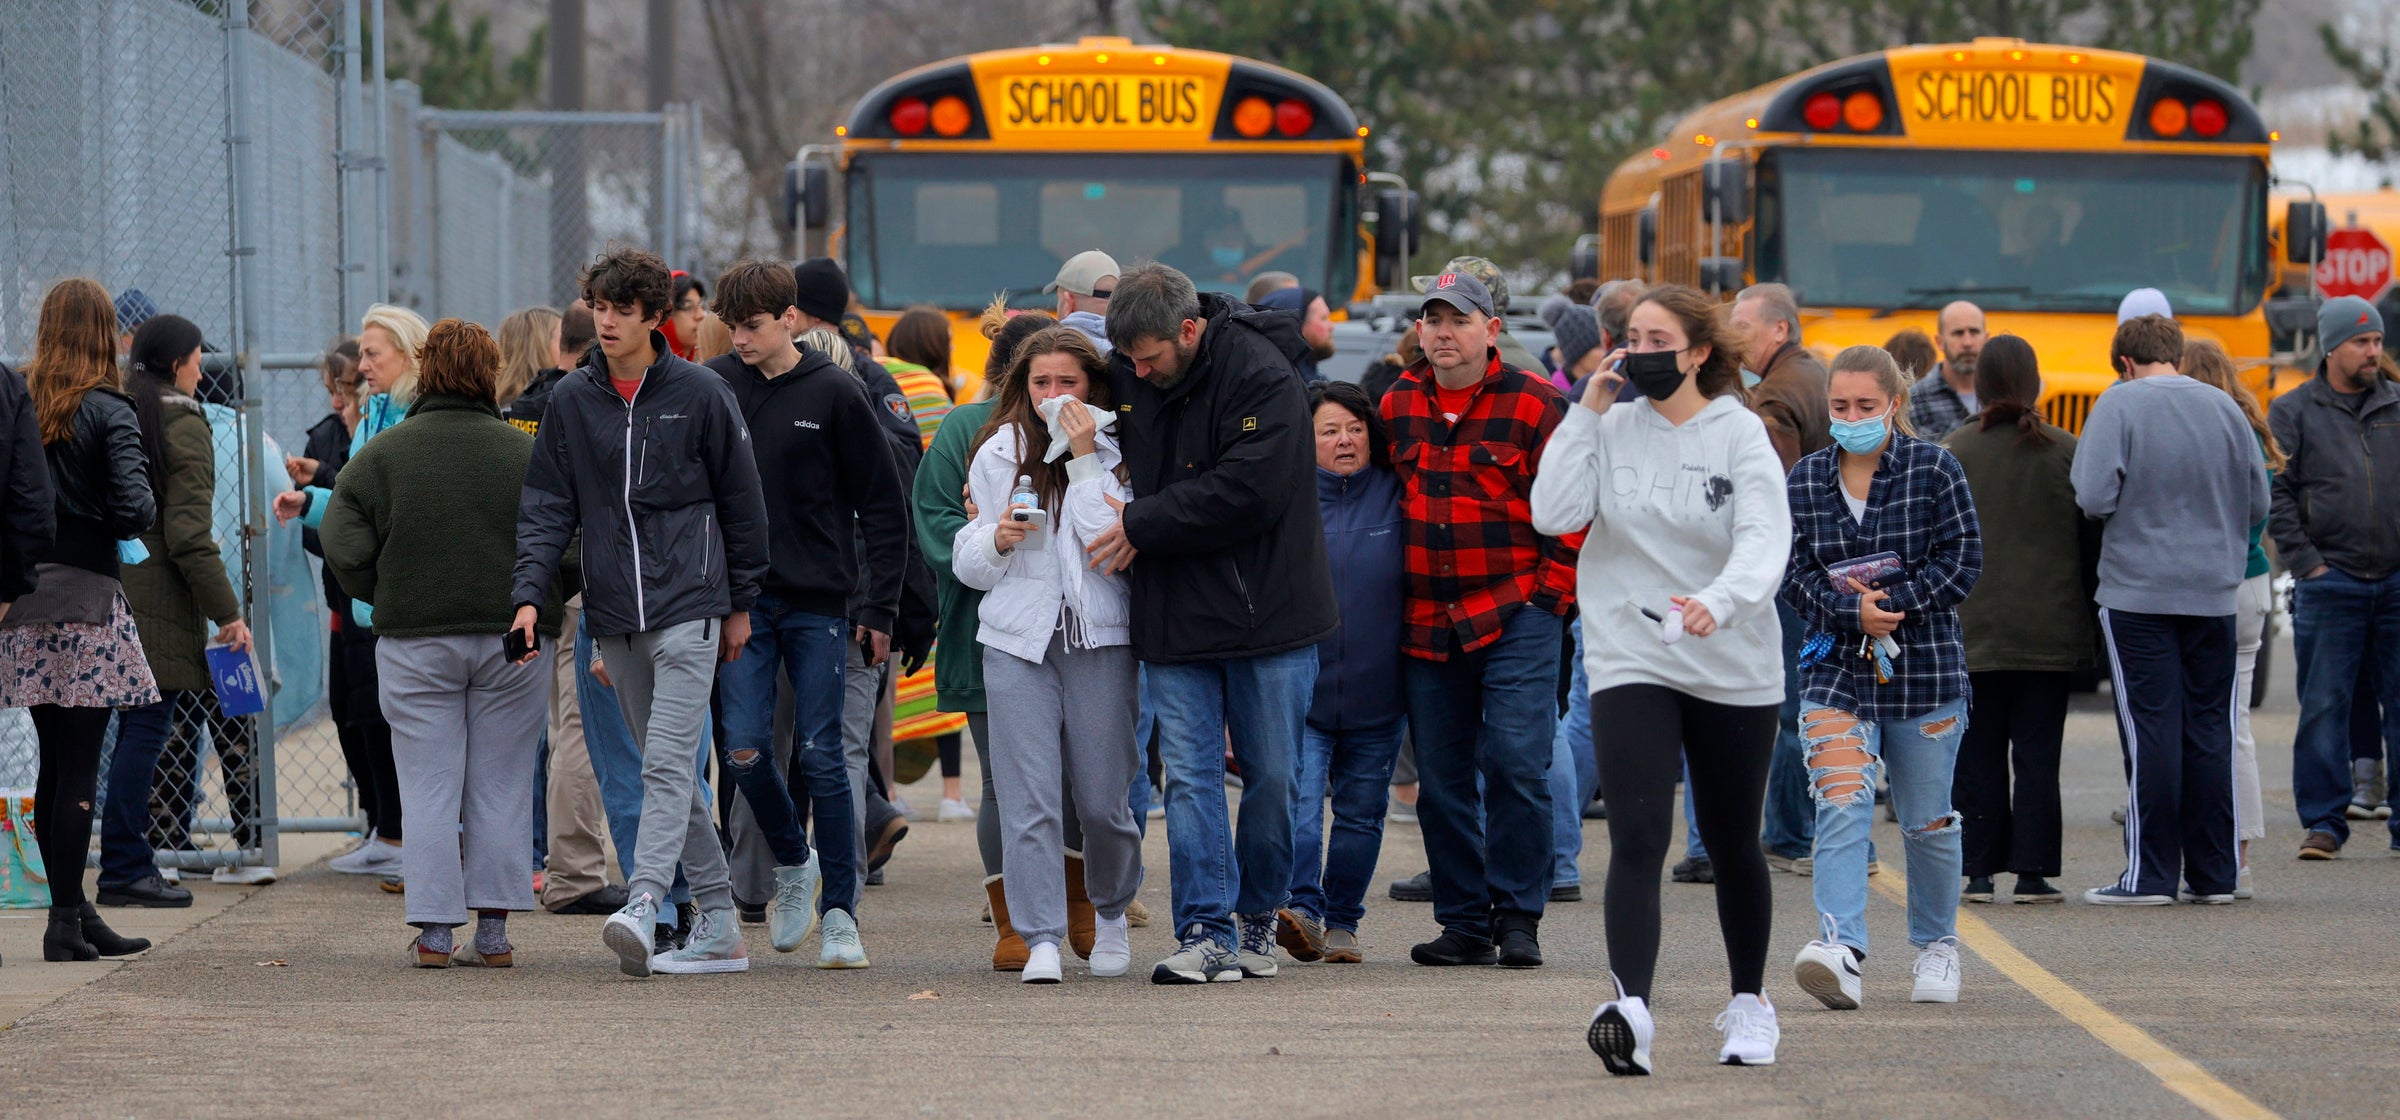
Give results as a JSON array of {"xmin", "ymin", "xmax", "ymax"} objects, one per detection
[{"xmin": 1010, "ymin": 474, "xmax": 1039, "ymax": 517}]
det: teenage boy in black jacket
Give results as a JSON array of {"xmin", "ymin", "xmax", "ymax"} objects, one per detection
[
  {"xmin": 700, "ymin": 259, "xmax": 906, "ymax": 967},
  {"xmin": 1095, "ymin": 262, "xmax": 1336, "ymax": 984},
  {"xmin": 512, "ymin": 246, "xmax": 771, "ymax": 978}
]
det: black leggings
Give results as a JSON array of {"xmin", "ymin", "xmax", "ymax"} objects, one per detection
[
  {"xmin": 31, "ymin": 705, "xmax": 112, "ymax": 909},
  {"xmin": 1592, "ymin": 685, "xmax": 1779, "ymax": 1001}
]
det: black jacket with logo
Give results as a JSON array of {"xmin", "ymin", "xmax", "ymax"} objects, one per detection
[
  {"xmin": 707, "ymin": 348, "xmax": 907, "ymax": 634},
  {"xmin": 514, "ymin": 333, "xmax": 769, "ymax": 639},
  {"xmin": 1110, "ymin": 291, "xmax": 1336, "ymax": 663}
]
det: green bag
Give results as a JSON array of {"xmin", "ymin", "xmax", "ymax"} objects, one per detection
[{"xmin": 0, "ymin": 790, "xmax": 51, "ymax": 909}]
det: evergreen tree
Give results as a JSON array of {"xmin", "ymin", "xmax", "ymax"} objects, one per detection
[{"xmin": 386, "ymin": 0, "xmax": 546, "ymax": 112}]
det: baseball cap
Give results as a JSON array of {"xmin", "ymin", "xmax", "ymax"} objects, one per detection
[
  {"xmin": 2115, "ymin": 288, "xmax": 2172, "ymax": 323},
  {"xmin": 1046, "ymin": 250, "xmax": 1120, "ymax": 297},
  {"xmin": 1412, "ymin": 255, "xmax": 1510, "ymax": 313},
  {"xmin": 1420, "ymin": 271, "xmax": 1496, "ymax": 318}
]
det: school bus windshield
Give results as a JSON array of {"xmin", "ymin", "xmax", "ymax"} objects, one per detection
[
  {"xmin": 1755, "ymin": 148, "xmax": 2269, "ymax": 316},
  {"xmin": 845, "ymin": 152, "xmax": 1356, "ymax": 310}
]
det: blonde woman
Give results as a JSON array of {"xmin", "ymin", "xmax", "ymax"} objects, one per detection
[
  {"xmin": 494, "ymin": 306, "xmax": 563, "ymax": 409},
  {"xmin": 275, "ymin": 303, "xmax": 429, "ymax": 541}
]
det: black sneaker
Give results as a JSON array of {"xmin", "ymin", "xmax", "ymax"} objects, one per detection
[
  {"xmin": 95, "ymin": 874, "xmax": 193, "ymax": 909},
  {"xmin": 736, "ymin": 899, "xmax": 766, "ymax": 925},
  {"xmin": 1670, "ymin": 857, "xmax": 1715, "ymax": 884},
  {"xmin": 1549, "ymin": 883, "xmax": 1582, "ymax": 903},
  {"xmin": 551, "ymin": 884, "xmax": 630, "ymax": 916},
  {"xmin": 1409, "ymin": 928, "xmax": 1497, "ymax": 966},
  {"xmin": 1963, "ymin": 876, "xmax": 1995, "ymax": 904},
  {"xmin": 2012, "ymin": 875, "xmax": 2063, "ymax": 903},
  {"xmin": 1582, "ymin": 797, "xmax": 1608, "ymax": 821},
  {"xmin": 1387, "ymin": 870, "xmax": 1434, "ymax": 902},
  {"xmin": 1493, "ymin": 915, "xmax": 1542, "ymax": 968}
]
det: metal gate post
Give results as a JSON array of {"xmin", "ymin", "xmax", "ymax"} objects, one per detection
[{"xmin": 223, "ymin": 0, "xmax": 280, "ymax": 870}]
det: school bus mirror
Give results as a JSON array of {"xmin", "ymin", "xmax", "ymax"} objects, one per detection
[
  {"xmin": 2265, "ymin": 296, "xmax": 2321, "ymax": 349},
  {"xmin": 1373, "ymin": 189, "xmax": 1421, "ymax": 265},
  {"xmin": 799, "ymin": 164, "xmax": 832, "ymax": 231},
  {"xmin": 1569, "ymin": 235, "xmax": 1600, "ymax": 282},
  {"xmin": 1703, "ymin": 158, "xmax": 1749, "ymax": 225},
  {"xmin": 1637, "ymin": 207, "xmax": 1657, "ymax": 267},
  {"xmin": 1700, "ymin": 257, "xmax": 1746, "ymax": 294},
  {"xmin": 2284, "ymin": 200, "xmax": 2327, "ymax": 265}
]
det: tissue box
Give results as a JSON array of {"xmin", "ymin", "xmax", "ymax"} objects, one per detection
[{"xmin": 206, "ymin": 644, "xmax": 267, "ymax": 717}]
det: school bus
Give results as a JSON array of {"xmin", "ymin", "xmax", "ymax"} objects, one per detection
[
  {"xmin": 1599, "ymin": 39, "xmax": 2287, "ymax": 430},
  {"xmin": 789, "ymin": 37, "xmax": 1385, "ymax": 399}
]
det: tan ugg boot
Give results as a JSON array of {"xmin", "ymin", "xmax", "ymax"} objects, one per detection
[
  {"xmin": 1064, "ymin": 851, "xmax": 1097, "ymax": 960},
  {"xmin": 987, "ymin": 875, "xmax": 1029, "ymax": 972}
]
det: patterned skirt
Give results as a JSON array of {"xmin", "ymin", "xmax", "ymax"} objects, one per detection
[{"xmin": 0, "ymin": 592, "xmax": 163, "ymax": 710}]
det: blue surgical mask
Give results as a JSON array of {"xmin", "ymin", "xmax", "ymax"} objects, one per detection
[
  {"xmin": 1739, "ymin": 367, "xmax": 1762, "ymax": 389},
  {"xmin": 1828, "ymin": 407, "xmax": 1891, "ymax": 455},
  {"xmin": 1210, "ymin": 246, "xmax": 1245, "ymax": 269}
]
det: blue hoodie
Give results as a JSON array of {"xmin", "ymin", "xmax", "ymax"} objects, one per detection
[{"xmin": 1309, "ymin": 463, "xmax": 1403, "ymax": 732}]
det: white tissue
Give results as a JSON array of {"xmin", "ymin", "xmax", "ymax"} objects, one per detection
[{"xmin": 1036, "ymin": 394, "xmax": 1115, "ymax": 463}]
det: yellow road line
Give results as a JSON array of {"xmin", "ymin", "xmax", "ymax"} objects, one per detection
[{"xmin": 1868, "ymin": 871, "xmax": 2278, "ymax": 1120}]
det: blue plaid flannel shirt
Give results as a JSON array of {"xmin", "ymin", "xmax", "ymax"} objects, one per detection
[{"xmin": 1778, "ymin": 434, "xmax": 1983, "ymax": 722}]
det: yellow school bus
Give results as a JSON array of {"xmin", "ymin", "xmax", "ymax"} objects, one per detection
[
  {"xmin": 1599, "ymin": 39, "xmax": 2285, "ymax": 429},
  {"xmin": 791, "ymin": 37, "xmax": 1381, "ymax": 399}
]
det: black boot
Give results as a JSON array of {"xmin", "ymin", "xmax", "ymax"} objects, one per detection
[
  {"xmin": 77, "ymin": 903, "xmax": 151, "ymax": 957},
  {"xmin": 43, "ymin": 906, "xmax": 99, "ymax": 962},
  {"xmin": 1494, "ymin": 913, "xmax": 1543, "ymax": 969}
]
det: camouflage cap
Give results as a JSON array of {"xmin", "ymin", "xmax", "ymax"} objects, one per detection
[{"xmin": 1411, "ymin": 255, "xmax": 1509, "ymax": 314}]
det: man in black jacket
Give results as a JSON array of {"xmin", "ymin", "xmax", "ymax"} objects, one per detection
[
  {"xmin": 0, "ymin": 361, "xmax": 56, "ymax": 621},
  {"xmin": 512, "ymin": 246, "xmax": 771, "ymax": 978},
  {"xmin": 701, "ymin": 259, "xmax": 904, "ymax": 967},
  {"xmin": 1094, "ymin": 263, "xmax": 1336, "ymax": 984}
]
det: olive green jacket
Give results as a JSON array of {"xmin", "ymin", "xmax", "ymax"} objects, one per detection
[{"xmin": 121, "ymin": 396, "xmax": 239, "ymax": 692}]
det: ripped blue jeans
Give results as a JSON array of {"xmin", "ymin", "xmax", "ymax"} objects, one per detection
[{"xmin": 1803, "ymin": 696, "xmax": 1966, "ymax": 955}]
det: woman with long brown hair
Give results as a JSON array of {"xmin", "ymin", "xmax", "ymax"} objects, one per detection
[
  {"xmin": 952, "ymin": 325, "xmax": 1140, "ymax": 985},
  {"xmin": 0, "ymin": 278, "xmax": 159, "ymax": 961}
]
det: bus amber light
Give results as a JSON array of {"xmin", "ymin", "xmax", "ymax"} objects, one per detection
[
  {"xmin": 1842, "ymin": 91, "xmax": 1883, "ymax": 132},
  {"xmin": 930, "ymin": 96, "xmax": 971, "ymax": 137},
  {"xmin": 2149, "ymin": 97, "xmax": 2188, "ymax": 137},
  {"xmin": 1233, "ymin": 96, "xmax": 1274, "ymax": 137},
  {"xmin": 1275, "ymin": 98, "xmax": 1315, "ymax": 136},
  {"xmin": 1803, "ymin": 92, "xmax": 1841, "ymax": 130},
  {"xmin": 2190, "ymin": 99, "xmax": 2228, "ymax": 138},
  {"xmin": 889, "ymin": 96, "xmax": 929, "ymax": 136}
]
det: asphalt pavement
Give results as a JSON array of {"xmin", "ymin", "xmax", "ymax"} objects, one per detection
[{"xmin": 1, "ymin": 629, "xmax": 2393, "ymax": 1119}]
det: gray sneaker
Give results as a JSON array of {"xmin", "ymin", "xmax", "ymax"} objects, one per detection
[
  {"xmin": 1236, "ymin": 913, "xmax": 1279, "ymax": 977},
  {"xmin": 817, "ymin": 908, "xmax": 868, "ymax": 969},
  {"xmin": 1151, "ymin": 924, "xmax": 1242, "ymax": 984},
  {"xmin": 602, "ymin": 891, "xmax": 660, "ymax": 977},
  {"xmin": 769, "ymin": 855, "xmax": 822, "ymax": 953},
  {"xmin": 650, "ymin": 907, "xmax": 750, "ymax": 974}
]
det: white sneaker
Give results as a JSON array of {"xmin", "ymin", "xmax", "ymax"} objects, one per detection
[
  {"xmin": 1910, "ymin": 938, "xmax": 1962, "ymax": 1003},
  {"xmin": 214, "ymin": 865, "xmax": 278, "ymax": 886},
  {"xmin": 891, "ymin": 795, "xmax": 916, "ymax": 820},
  {"xmin": 817, "ymin": 908, "xmax": 869, "ymax": 969},
  {"xmin": 1587, "ymin": 982, "xmax": 1654, "ymax": 1076},
  {"xmin": 328, "ymin": 839, "xmax": 402, "ymax": 876},
  {"xmin": 1023, "ymin": 940, "xmax": 1063, "ymax": 984},
  {"xmin": 2235, "ymin": 865, "xmax": 2255, "ymax": 900},
  {"xmin": 1714, "ymin": 993, "xmax": 1779, "ymax": 1066},
  {"xmin": 938, "ymin": 798, "xmax": 976, "ymax": 822},
  {"xmin": 602, "ymin": 891, "xmax": 661, "ymax": 978},
  {"xmin": 158, "ymin": 867, "xmax": 182, "ymax": 884},
  {"xmin": 1794, "ymin": 926, "xmax": 1863, "ymax": 1010},
  {"xmin": 1090, "ymin": 914, "xmax": 1131, "ymax": 977}
]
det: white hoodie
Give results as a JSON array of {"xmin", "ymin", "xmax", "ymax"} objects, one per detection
[
  {"xmin": 1529, "ymin": 394, "xmax": 1791, "ymax": 707},
  {"xmin": 952, "ymin": 421, "xmax": 1132, "ymax": 663}
]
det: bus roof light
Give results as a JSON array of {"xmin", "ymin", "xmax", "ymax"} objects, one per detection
[
  {"xmin": 1233, "ymin": 96, "xmax": 1274, "ymax": 138},
  {"xmin": 1151, "ymin": 55, "xmax": 1167, "ymax": 65},
  {"xmin": 1275, "ymin": 98, "xmax": 1315, "ymax": 136},
  {"xmin": 1842, "ymin": 90, "xmax": 1884, "ymax": 132},
  {"xmin": 2148, "ymin": 97, "xmax": 2188, "ymax": 138},
  {"xmin": 1095, "ymin": 53, "xmax": 1110, "ymax": 63},
  {"xmin": 1803, "ymin": 92, "xmax": 1841, "ymax": 130},
  {"xmin": 889, "ymin": 96, "xmax": 928, "ymax": 137},
  {"xmin": 930, "ymin": 95, "xmax": 971, "ymax": 137},
  {"xmin": 1745, "ymin": 117, "xmax": 1759, "ymax": 129},
  {"xmin": 1358, "ymin": 126, "xmax": 1370, "ymax": 137},
  {"xmin": 2191, "ymin": 99, "xmax": 2228, "ymax": 138}
]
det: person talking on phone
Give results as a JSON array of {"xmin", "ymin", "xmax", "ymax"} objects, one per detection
[
  {"xmin": 320, "ymin": 318, "xmax": 570, "ymax": 969},
  {"xmin": 1532, "ymin": 285, "xmax": 1792, "ymax": 1074},
  {"xmin": 1779, "ymin": 344, "xmax": 1982, "ymax": 1012}
]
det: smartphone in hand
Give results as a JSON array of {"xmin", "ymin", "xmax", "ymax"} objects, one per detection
[{"xmin": 503, "ymin": 626, "xmax": 536, "ymax": 663}]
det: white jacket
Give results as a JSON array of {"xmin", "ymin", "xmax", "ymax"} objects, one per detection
[
  {"xmin": 1529, "ymin": 395, "xmax": 1791, "ymax": 707},
  {"xmin": 953, "ymin": 421, "xmax": 1132, "ymax": 663}
]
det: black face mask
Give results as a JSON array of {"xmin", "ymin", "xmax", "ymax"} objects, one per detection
[{"xmin": 1622, "ymin": 349, "xmax": 1686, "ymax": 401}]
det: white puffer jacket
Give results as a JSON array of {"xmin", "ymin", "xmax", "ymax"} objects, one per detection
[{"xmin": 953, "ymin": 421, "xmax": 1131, "ymax": 663}]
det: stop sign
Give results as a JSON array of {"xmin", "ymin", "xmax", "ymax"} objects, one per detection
[{"xmin": 2317, "ymin": 227, "xmax": 2394, "ymax": 301}]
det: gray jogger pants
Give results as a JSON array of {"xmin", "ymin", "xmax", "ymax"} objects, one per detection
[
  {"xmin": 595, "ymin": 619, "xmax": 734, "ymax": 913},
  {"xmin": 376, "ymin": 633, "xmax": 548, "ymax": 927},
  {"xmin": 983, "ymin": 632, "xmax": 1142, "ymax": 949}
]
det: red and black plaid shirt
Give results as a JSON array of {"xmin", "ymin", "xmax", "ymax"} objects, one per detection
[{"xmin": 1383, "ymin": 353, "xmax": 1581, "ymax": 661}]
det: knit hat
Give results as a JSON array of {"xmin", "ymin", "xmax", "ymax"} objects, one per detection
[
  {"xmin": 1551, "ymin": 304, "xmax": 1601, "ymax": 371},
  {"xmin": 2115, "ymin": 288, "xmax": 2172, "ymax": 323},
  {"xmin": 1536, "ymin": 292, "xmax": 1574, "ymax": 332},
  {"xmin": 792, "ymin": 257, "xmax": 850, "ymax": 323},
  {"xmin": 2318, "ymin": 295, "xmax": 2384, "ymax": 357},
  {"xmin": 114, "ymin": 288, "xmax": 158, "ymax": 335}
]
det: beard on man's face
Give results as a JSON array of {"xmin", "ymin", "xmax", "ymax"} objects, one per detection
[
  {"xmin": 1308, "ymin": 337, "xmax": 1337, "ymax": 362},
  {"xmin": 1143, "ymin": 340, "xmax": 1195, "ymax": 390}
]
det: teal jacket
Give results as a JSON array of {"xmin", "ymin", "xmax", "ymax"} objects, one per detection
[
  {"xmin": 300, "ymin": 391, "xmax": 408, "ymax": 625},
  {"xmin": 912, "ymin": 400, "xmax": 992, "ymax": 712}
]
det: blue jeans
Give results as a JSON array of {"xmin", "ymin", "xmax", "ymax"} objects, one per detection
[
  {"xmin": 576, "ymin": 613, "xmax": 697, "ymax": 908},
  {"xmin": 1761, "ymin": 601, "xmax": 1815, "ymax": 859},
  {"xmin": 715, "ymin": 596, "xmax": 858, "ymax": 912},
  {"xmin": 2291, "ymin": 569, "xmax": 2400, "ymax": 843},
  {"xmin": 97, "ymin": 695, "xmax": 176, "ymax": 888},
  {"xmin": 1287, "ymin": 721, "xmax": 1404, "ymax": 931},
  {"xmin": 1150, "ymin": 646, "xmax": 1316, "ymax": 949},
  {"xmin": 1550, "ymin": 623, "xmax": 1594, "ymax": 888},
  {"xmin": 1806, "ymin": 696, "xmax": 1967, "ymax": 953},
  {"xmin": 1406, "ymin": 607, "xmax": 1562, "ymax": 939}
]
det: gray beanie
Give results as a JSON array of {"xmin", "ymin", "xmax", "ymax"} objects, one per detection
[
  {"xmin": 2319, "ymin": 295, "xmax": 2384, "ymax": 356},
  {"xmin": 1551, "ymin": 305, "xmax": 1602, "ymax": 371}
]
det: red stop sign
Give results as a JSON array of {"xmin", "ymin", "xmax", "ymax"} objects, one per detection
[{"xmin": 2318, "ymin": 227, "xmax": 2394, "ymax": 301}]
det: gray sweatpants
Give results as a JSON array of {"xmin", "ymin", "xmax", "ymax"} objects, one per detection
[
  {"xmin": 595, "ymin": 619, "xmax": 734, "ymax": 913},
  {"xmin": 376, "ymin": 633, "xmax": 548, "ymax": 927},
  {"xmin": 983, "ymin": 633, "xmax": 1142, "ymax": 949}
]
